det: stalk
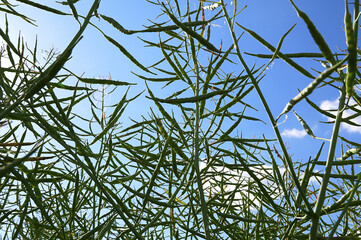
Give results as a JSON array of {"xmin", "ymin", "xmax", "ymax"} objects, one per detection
[
  {"xmin": 190, "ymin": 35, "xmax": 211, "ymax": 239},
  {"xmin": 310, "ymin": 0, "xmax": 359, "ymax": 237},
  {"xmin": 220, "ymin": 0, "xmax": 314, "ymax": 214},
  {"xmin": 309, "ymin": 85, "xmax": 346, "ymax": 239}
]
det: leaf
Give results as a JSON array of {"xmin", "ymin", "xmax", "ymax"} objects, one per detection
[{"xmin": 157, "ymin": 41, "xmax": 186, "ymax": 83}]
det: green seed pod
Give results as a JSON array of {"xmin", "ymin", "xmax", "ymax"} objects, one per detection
[
  {"xmin": 289, "ymin": 0, "xmax": 336, "ymax": 65},
  {"xmin": 345, "ymin": 0, "xmax": 357, "ymax": 96},
  {"xmin": 277, "ymin": 57, "xmax": 348, "ymax": 121}
]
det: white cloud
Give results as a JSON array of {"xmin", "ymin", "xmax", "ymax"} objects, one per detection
[
  {"xmin": 200, "ymin": 161, "xmax": 284, "ymax": 211},
  {"xmin": 200, "ymin": 159, "xmax": 322, "ymax": 211},
  {"xmin": 320, "ymin": 98, "xmax": 361, "ymax": 134},
  {"xmin": 320, "ymin": 99, "xmax": 338, "ymax": 110},
  {"xmin": 281, "ymin": 128, "xmax": 307, "ymax": 138},
  {"xmin": 342, "ymin": 113, "xmax": 361, "ymax": 134}
]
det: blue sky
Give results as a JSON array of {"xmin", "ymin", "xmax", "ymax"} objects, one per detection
[
  {"xmin": 1, "ymin": 0, "xmax": 360, "ymax": 178},
  {"xmin": 2, "ymin": 1, "xmax": 361, "ymax": 237}
]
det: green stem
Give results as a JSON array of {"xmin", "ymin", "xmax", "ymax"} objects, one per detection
[
  {"xmin": 329, "ymin": 174, "xmax": 361, "ymax": 237},
  {"xmin": 310, "ymin": 85, "xmax": 346, "ymax": 239},
  {"xmin": 190, "ymin": 36, "xmax": 211, "ymax": 239},
  {"xmin": 310, "ymin": 0, "xmax": 359, "ymax": 235},
  {"xmin": 221, "ymin": 0, "xmax": 314, "ymax": 215}
]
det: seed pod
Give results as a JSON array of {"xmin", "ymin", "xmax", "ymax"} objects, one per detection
[
  {"xmin": 100, "ymin": 14, "xmax": 209, "ymax": 35},
  {"xmin": 237, "ymin": 23, "xmax": 315, "ymax": 79},
  {"xmin": 147, "ymin": 89, "xmax": 230, "ymax": 104},
  {"xmin": 293, "ymin": 110, "xmax": 315, "ymax": 138},
  {"xmin": 338, "ymin": 147, "xmax": 361, "ymax": 160},
  {"xmin": 277, "ymin": 57, "xmax": 348, "ymax": 121},
  {"xmin": 289, "ymin": 0, "xmax": 336, "ymax": 65},
  {"xmin": 161, "ymin": 3, "xmax": 221, "ymax": 53},
  {"xmin": 345, "ymin": 0, "xmax": 357, "ymax": 96},
  {"xmin": 23, "ymin": 45, "xmax": 75, "ymax": 100}
]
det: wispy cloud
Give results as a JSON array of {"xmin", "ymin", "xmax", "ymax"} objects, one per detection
[
  {"xmin": 319, "ymin": 99, "xmax": 338, "ymax": 110},
  {"xmin": 200, "ymin": 161, "xmax": 321, "ymax": 211},
  {"xmin": 201, "ymin": 162, "xmax": 282, "ymax": 210},
  {"xmin": 320, "ymin": 97, "xmax": 361, "ymax": 134},
  {"xmin": 281, "ymin": 128, "xmax": 307, "ymax": 138}
]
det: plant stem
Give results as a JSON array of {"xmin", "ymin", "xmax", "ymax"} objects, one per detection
[
  {"xmin": 310, "ymin": 85, "xmax": 346, "ymax": 239},
  {"xmin": 190, "ymin": 36, "xmax": 211, "ymax": 239},
  {"xmin": 221, "ymin": 0, "xmax": 314, "ymax": 215}
]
